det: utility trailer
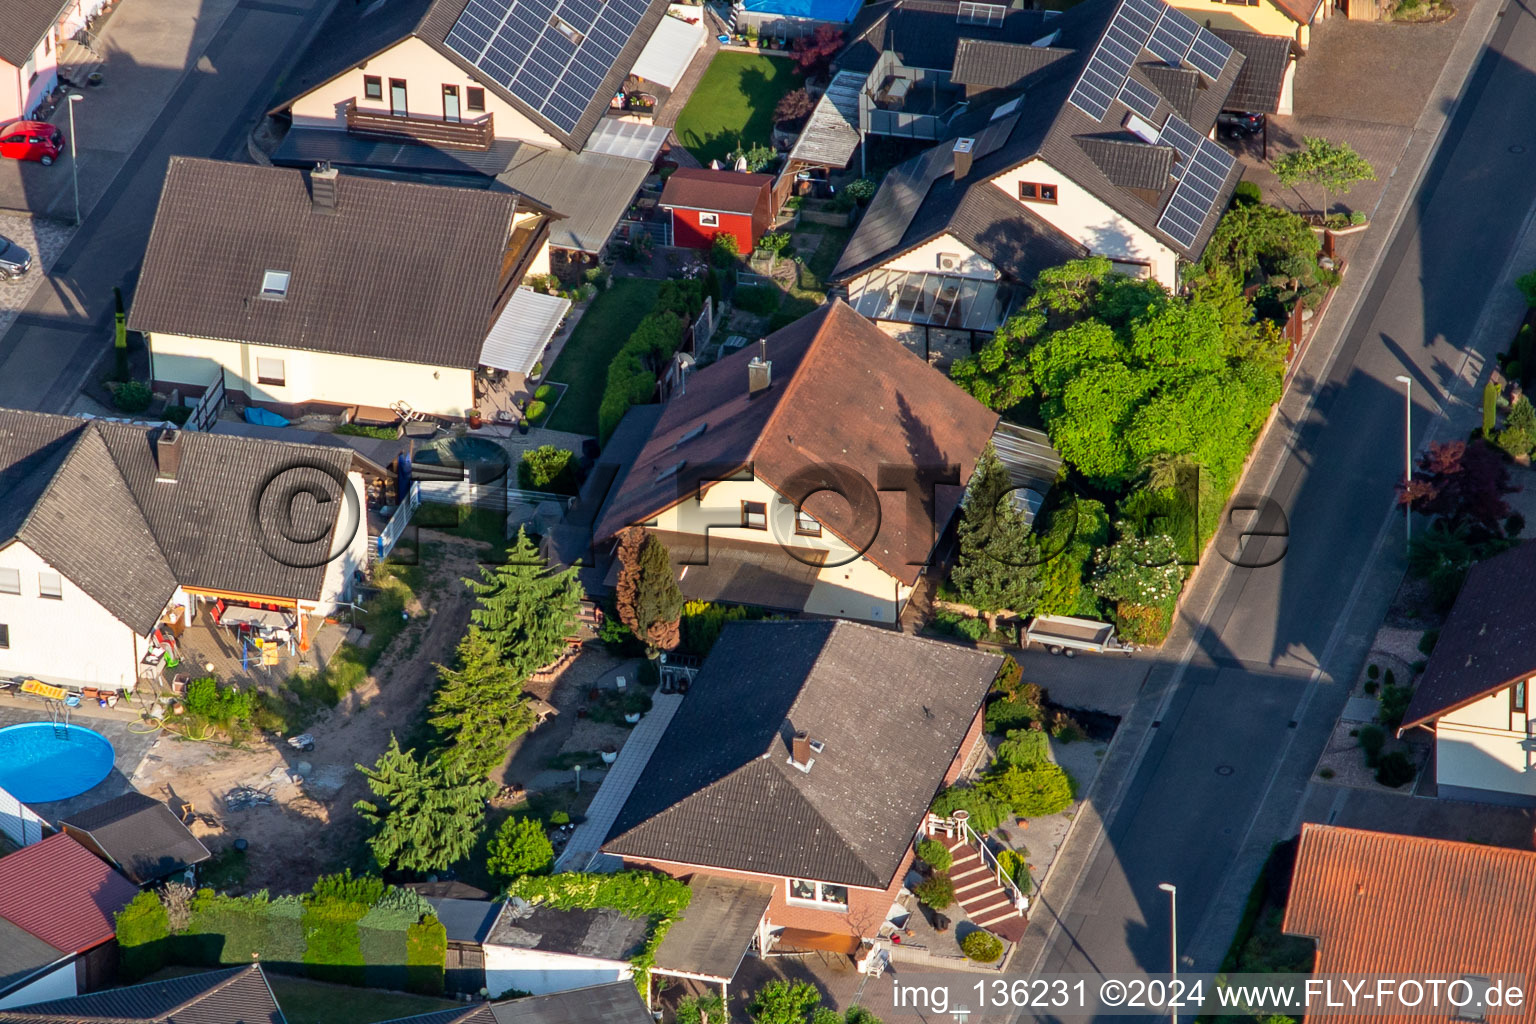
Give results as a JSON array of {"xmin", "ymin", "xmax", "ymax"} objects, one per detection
[{"xmin": 1023, "ymin": 615, "xmax": 1136, "ymax": 657}]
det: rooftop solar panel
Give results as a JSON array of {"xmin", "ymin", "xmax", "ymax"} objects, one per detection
[
  {"xmin": 1068, "ymin": 0, "xmax": 1165, "ymax": 120},
  {"xmin": 1118, "ymin": 76, "xmax": 1160, "ymax": 117},
  {"xmin": 1187, "ymin": 30, "xmax": 1234, "ymax": 79},
  {"xmin": 446, "ymin": 0, "xmax": 652, "ymax": 136},
  {"xmin": 1146, "ymin": 7, "xmax": 1197, "ymax": 66},
  {"xmin": 1156, "ymin": 134, "xmax": 1233, "ymax": 248},
  {"xmin": 1158, "ymin": 113, "xmax": 1203, "ymax": 179}
]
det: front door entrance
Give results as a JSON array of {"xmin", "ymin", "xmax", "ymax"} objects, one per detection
[
  {"xmin": 443, "ymin": 85, "xmax": 460, "ymax": 122},
  {"xmin": 389, "ymin": 79, "xmax": 407, "ymax": 117}
]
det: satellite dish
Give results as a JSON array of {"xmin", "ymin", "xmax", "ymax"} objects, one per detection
[{"xmin": 676, "ymin": 352, "xmax": 696, "ymax": 368}]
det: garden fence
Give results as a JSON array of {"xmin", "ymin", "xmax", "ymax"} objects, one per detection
[
  {"xmin": 183, "ymin": 370, "xmax": 226, "ymax": 432},
  {"xmin": 0, "ymin": 783, "xmax": 51, "ymax": 847}
]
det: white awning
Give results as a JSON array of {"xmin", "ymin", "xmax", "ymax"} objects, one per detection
[
  {"xmin": 630, "ymin": 13, "xmax": 706, "ymax": 89},
  {"xmin": 479, "ymin": 288, "xmax": 571, "ymax": 374}
]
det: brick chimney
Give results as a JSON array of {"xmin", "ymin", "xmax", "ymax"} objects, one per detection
[
  {"xmin": 310, "ymin": 162, "xmax": 339, "ymax": 214},
  {"xmin": 791, "ymin": 731, "xmax": 812, "ymax": 768},
  {"xmin": 952, "ymin": 137, "xmax": 976, "ymax": 180},
  {"xmin": 748, "ymin": 338, "xmax": 772, "ymax": 395},
  {"xmin": 156, "ymin": 428, "xmax": 182, "ymax": 482}
]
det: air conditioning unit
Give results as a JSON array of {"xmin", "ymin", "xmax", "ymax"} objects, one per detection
[{"xmin": 937, "ymin": 252, "xmax": 962, "ymax": 271}]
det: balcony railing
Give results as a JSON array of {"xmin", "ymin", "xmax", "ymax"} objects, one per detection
[{"xmin": 343, "ymin": 100, "xmax": 495, "ymax": 152}]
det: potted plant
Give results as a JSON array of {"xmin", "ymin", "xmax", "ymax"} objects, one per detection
[
  {"xmin": 468, "ymin": 408, "xmax": 484, "ymax": 429},
  {"xmin": 600, "ymin": 742, "xmax": 619, "ymax": 764}
]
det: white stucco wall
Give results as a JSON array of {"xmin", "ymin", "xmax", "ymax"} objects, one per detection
[
  {"xmin": 0, "ymin": 542, "xmax": 152, "ymax": 692},
  {"xmin": 0, "ymin": 30, "xmax": 59, "ymax": 124},
  {"xmin": 0, "ymin": 958, "xmax": 77, "ymax": 1010},
  {"xmin": 482, "ymin": 946, "xmax": 632, "ymax": 998},
  {"xmin": 1435, "ymin": 685, "xmax": 1536, "ymax": 802},
  {"xmin": 315, "ymin": 470, "xmax": 370, "ymax": 614},
  {"xmin": 286, "ymin": 36, "xmax": 562, "ymax": 148},
  {"xmin": 149, "ymin": 333, "xmax": 476, "ymax": 418},
  {"xmin": 652, "ymin": 478, "xmax": 910, "ymax": 623},
  {"xmin": 882, "ymin": 236, "xmax": 999, "ymax": 279},
  {"xmin": 989, "ymin": 158, "xmax": 1179, "ymax": 286}
]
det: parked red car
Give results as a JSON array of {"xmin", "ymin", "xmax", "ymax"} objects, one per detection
[{"xmin": 0, "ymin": 121, "xmax": 64, "ymax": 165}]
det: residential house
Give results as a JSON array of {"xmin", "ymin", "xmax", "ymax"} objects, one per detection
[
  {"xmin": 0, "ymin": 965, "xmax": 284, "ymax": 1023},
  {"xmin": 834, "ymin": 0, "xmax": 1247, "ymax": 338},
  {"xmin": 659, "ymin": 169, "xmax": 774, "ymax": 252},
  {"xmin": 603, "ymin": 620, "xmax": 1012, "ymax": 951},
  {"xmin": 266, "ymin": 0, "xmax": 679, "ymax": 279},
  {"xmin": 485, "ymin": 900, "xmax": 644, "ymax": 997},
  {"xmin": 0, "ymin": 834, "xmax": 139, "ymax": 1009},
  {"xmin": 373, "ymin": 982, "xmax": 653, "ymax": 1024},
  {"xmin": 1398, "ymin": 541, "xmax": 1536, "ymax": 806},
  {"xmin": 59, "ymin": 792, "xmax": 211, "ymax": 886},
  {"xmin": 592, "ymin": 301, "xmax": 1002, "ymax": 624},
  {"xmin": 0, "ymin": 0, "xmax": 70, "ymax": 123},
  {"xmin": 0, "ymin": 407, "xmax": 368, "ymax": 693},
  {"xmin": 130, "ymin": 158, "xmax": 566, "ymax": 420},
  {"xmin": 1213, "ymin": 29, "xmax": 1296, "ymax": 116},
  {"xmin": 1164, "ymin": 0, "xmax": 1323, "ymax": 51},
  {"xmin": 1283, "ymin": 823, "xmax": 1536, "ymax": 1023}
]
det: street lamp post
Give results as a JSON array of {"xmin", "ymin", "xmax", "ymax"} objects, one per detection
[
  {"xmin": 67, "ymin": 93, "xmax": 83, "ymax": 226},
  {"xmin": 1158, "ymin": 882, "xmax": 1178, "ymax": 1024},
  {"xmin": 1395, "ymin": 374, "xmax": 1413, "ymax": 547}
]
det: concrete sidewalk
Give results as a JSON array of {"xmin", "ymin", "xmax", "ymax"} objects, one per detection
[{"xmin": 554, "ymin": 690, "xmax": 685, "ymax": 872}]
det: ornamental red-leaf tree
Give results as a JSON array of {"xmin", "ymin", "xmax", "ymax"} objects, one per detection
[
  {"xmin": 791, "ymin": 25, "xmax": 843, "ymax": 78},
  {"xmin": 615, "ymin": 527, "xmax": 683, "ymax": 657},
  {"xmin": 1397, "ymin": 439, "xmax": 1517, "ymax": 537}
]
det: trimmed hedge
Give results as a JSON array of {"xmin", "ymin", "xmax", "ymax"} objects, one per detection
[
  {"xmin": 116, "ymin": 891, "xmax": 171, "ymax": 980},
  {"xmin": 597, "ymin": 312, "xmax": 685, "ymax": 443}
]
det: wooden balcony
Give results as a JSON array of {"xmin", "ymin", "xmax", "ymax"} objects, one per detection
[{"xmin": 343, "ymin": 99, "xmax": 494, "ymax": 152}]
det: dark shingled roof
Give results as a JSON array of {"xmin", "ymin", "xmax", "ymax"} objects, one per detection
[
  {"xmin": 0, "ymin": 0, "xmax": 71, "ymax": 66},
  {"xmin": 484, "ymin": 900, "xmax": 648, "ymax": 961},
  {"xmin": 59, "ymin": 792, "xmax": 211, "ymax": 885},
  {"xmin": 604, "ymin": 620, "xmax": 1002, "ymax": 888},
  {"xmin": 593, "ymin": 301, "xmax": 999, "ymax": 586},
  {"xmin": 1401, "ymin": 541, "xmax": 1536, "ymax": 731},
  {"xmin": 0, "ymin": 834, "xmax": 139, "ymax": 955},
  {"xmin": 1214, "ymin": 29, "xmax": 1294, "ymax": 114},
  {"xmin": 425, "ymin": 898, "xmax": 502, "ymax": 944},
  {"xmin": 0, "ymin": 409, "xmax": 357, "ymax": 634},
  {"xmin": 273, "ymin": 0, "xmax": 670, "ymax": 153},
  {"xmin": 375, "ymin": 986, "xmax": 650, "ymax": 1024},
  {"xmin": 1140, "ymin": 64, "xmax": 1201, "ymax": 122},
  {"xmin": 652, "ymin": 876, "xmax": 772, "ymax": 983},
  {"xmin": 0, "ymin": 966, "xmax": 284, "ymax": 1024},
  {"xmin": 840, "ymin": 0, "xmax": 1055, "ymax": 74},
  {"xmin": 600, "ymin": 530, "xmax": 826, "ymax": 612},
  {"xmin": 128, "ymin": 158, "xmax": 516, "ymax": 370},
  {"xmin": 835, "ymin": 0, "xmax": 1245, "ymax": 280},
  {"xmin": 952, "ymin": 39, "xmax": 1075, "ymax": 90},
  {"xmin": 1075, "ymin": 135, "xmax": 1177, "ymax": 191},
  {"xmin": 659, "ymin": 168, "xmax": 773, "ymax": 215},
  {"xmin": 0, "ymin": 919, "xmax": 66, "ymax": 1000}
]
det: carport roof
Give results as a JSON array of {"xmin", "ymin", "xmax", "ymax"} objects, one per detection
[{"xmin": 652, "ymin": 876, "xmax": 772, "ymax": 983}]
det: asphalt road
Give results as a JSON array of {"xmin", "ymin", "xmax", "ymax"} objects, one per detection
[
  {"xmin": 1024, "ymin": 0, "xmax": 1536, "ymax": 1001},
  {"xmin": 0, "ymin": 0, "xmax": 333, "ymax": 412}
]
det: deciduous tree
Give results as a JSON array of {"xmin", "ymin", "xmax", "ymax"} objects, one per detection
[
  {"xmin": 1398, "ymin": 439, "xmax": 1517, "ymax": 537},
  {"xmin": 1273, "ymin": 137, "xmax": 1376, "ymax": 217}
]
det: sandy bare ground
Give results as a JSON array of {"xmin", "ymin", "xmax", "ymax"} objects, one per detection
[{"xmin": 133, "ymin": 535, "xmax": 489, "ymax": 892}]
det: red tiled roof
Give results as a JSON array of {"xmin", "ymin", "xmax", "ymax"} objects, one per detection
[
  {"xmin": 594, "ymin": 301, "xmax": 1000, "ymax": 584},
  {"xmin": 659, "ymin": 168, "xmax": 773, "ymax": 214},
  {"xmin": 0, "ymin": 833, "xmax": 139, "ymax": 953},
  {"xmin": 1284, "ymin": 823, "xmax": 1536, "ymax": 1023}
]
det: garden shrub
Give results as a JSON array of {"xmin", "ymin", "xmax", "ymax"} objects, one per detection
[
  {"xmin": 405, "ymin": 919, "xmax": 447, "ymax": 995},
  {"xmin": 525, "ymin": 400, "xmax": 547, "ymax": 423},
  {"xmin": 1049, "ymin": 709, "xmax": 1086, "ymax": 743},
  {"xmin": 114, "ymin": 380, "xmax": 152, "ymax": 413},
  {"xmin": 519, "ymin": 445, "xmax": 578, "ymax": 494},
  {"xmin": 505, "ymin": 871, "xmax": 692, "ymax": 919},
  {"xmin": 982, "ymin": 763, "xmax": 1075, "ymax": 818},
  {"xmin": 711, "ymin": 232, "xmax": 739, "ymax": 267},
  {"xmin": 487, "ymin": 817, "xmax": 555, "ymax": 880},
  {"xmin": 679, "ymin": 600, "xmax": 770, "ymax": 654},
  {"xmin": 733, "ymin": 284, "xmax": 781, "ymax": 315},
  {"xmin": 930, "ymin": 783, "xmax": 1010, "ymax": 834},
  {"xmin": 995, "ymin": 848, "xmax": 1030, "ymax": 893},
  {"xmin": 534, "ymin": 384, "xmax": 552, "ymax": 401},
  {"xmin": 1418, "ymin": 629, "xmax": 1439, "ymax": 656},
  {"xmin": 1357, "ymin": 725, "xmax": 1385, "ymax": 767},
  {"xmin": 183, "ymin": 676, "xmax": 255, "ymax": 732},
  {"xmin": 914, "ymin": 838, "xmax": 952, "ymax": 872},
  {"xmin": 996, "ymin": 729, "xmax": 1051, "ymax": 767},
  {"xmin": 1379, "ymin": 684, "xmax": 1412, "ymax": 729},
  {"xmin": 913, "ymin": 872, "xmax": 955, "ymax": 909},
  {"xmin": 1517, "ymin": 269, "xmax": 1536, "ymax": 308},
  {"xmin": 961, "ymin": 929, "xmax": 1004, "ymax": 963},
  {"xmin": 844, "ymin": 177, "xmax": 876, "ymax": 201},
  {"xmin": 677, "ymin": 994, "xmax": 726, "ymax": 1024},
  {"xmin": 597, "ymin": 311, "xmax": 685, "ymax": 443},
  {"xmin": 335, "ymin": 423, "xmax": 400, "ymax": 440},
  {"xmin": 1232, "ymin": 180, "xmax": 1263, "ymax": 205},
  {"xmin": 116, "ymin": 891, "xmax": 171, "ymax": 981},
  {"xmin": 1367, "ymin": 663, "xmax": 1379, "ymax": 680},
  {"xmin": 1375, "ymin": 751, "xmax": 1415, "ymax": 787},
  {"xmin": 748, "ymin": 980, "xmax": 820, "ymax": 1024}
]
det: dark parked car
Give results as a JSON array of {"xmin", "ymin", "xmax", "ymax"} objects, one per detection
[
  {"xmin": 1217, "ymin": 111, "xmax": 1265, "ymax": 139},
  {"xmin": 0, "ymin": 236, "xmax": 32, "ymax": 279}
]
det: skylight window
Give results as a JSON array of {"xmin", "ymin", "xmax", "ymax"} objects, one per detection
[
  {"xmin": 1124, "ymin": 113, "xmax": 1160, "ymax": 145},
  {"xmin": 656, "ymin": 460, "xmax": 685, "ymax": 483},
  {"xmin": 676, "ymin": 422, "xmax": 708, "ymax": 446},
  {"xmin": 260, "ymin": 270, "xmax": 291, "ymax": 300},
  {"xmin": 549, "ymin": 15, "xmax": 584, "ymax": 46},
  {"xmin": 991, "ymin": 96, "xmax": 1023, "ymax": 121},
  {"xmin": 956, "ymin": 1, "xmax": 1005, "ymax": 26}
]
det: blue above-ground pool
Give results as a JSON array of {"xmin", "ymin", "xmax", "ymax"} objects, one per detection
[
  {"xmin": 742, "ymin": 0, "xmax": 862, "ymax": 22},
  {"xmin": 0, "ymin": 723, "xmax": 115, "ymax": 803}
]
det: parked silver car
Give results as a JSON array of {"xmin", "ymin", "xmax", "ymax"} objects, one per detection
[{"xmin": 0, "ymin": 235, "xmax": 31, "ymax": 280}]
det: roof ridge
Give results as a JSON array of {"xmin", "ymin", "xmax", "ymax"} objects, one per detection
[
  {"xmin": 158, "ymin": 963, "xmax": 262, "ymax": 1018},
  {"xmin": 748, "ymin": 302, "xmax": 848, "ymax": 471},
  {"xmin": 73, "ymin": 421, "xmax": 178, "ymax": 584}
]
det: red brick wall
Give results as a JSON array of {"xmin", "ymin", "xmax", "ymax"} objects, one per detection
[{"xmin": 618, "ymin": 708, "xmax": 988, "ymax": 941}]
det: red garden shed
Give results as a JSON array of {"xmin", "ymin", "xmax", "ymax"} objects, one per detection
[{"xmin": 659, "ymin": 168, "xmax": 774, "ymax": 252}]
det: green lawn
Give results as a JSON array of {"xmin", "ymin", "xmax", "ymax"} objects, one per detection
[
  {"xmin": 265, "ymin": 975, "xmax": 456, "ymax": 1024},
  {"xmin": 546, "ymin": 278, "xmax": 662, "ymax": 435},
  {"xmin": 674, "ymin": 52, "xmax": 802, "ymax": 166}
]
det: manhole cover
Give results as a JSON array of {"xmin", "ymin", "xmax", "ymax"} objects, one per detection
[
  {"xmin": 1216, "ymin": 764, "xmax": 1236, "ymax": 776},
  {"xmin": 1512, "ymin": 145, "xmax": 1527, "ymax": 154}
]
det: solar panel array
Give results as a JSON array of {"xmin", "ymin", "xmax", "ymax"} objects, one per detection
[
  {"xmin": 1157, "ymin": 113, "xmax": 1204, "ymax": 180},
  {"xmin": 1117, "ymin": 77, "xmax": 1160, "ymax": 117},
  {"xmin": 957, "ymin": 1, "xmax": 1006, "ymax": 27},
  {"xmin": 445, "ymin": 0, "xmax": 651, "ymax": 136},
  {"xmin": 1187, "ymin": 30, "xmax": 1234, "ymax": 80},
  {"xmin": 1157, "ymin": 122, "xmax": 1235, "ymax": 248},
  {"xmin": 1065, "ymin": 0, "xmax": 1160, "ymax": 119},
  {"xmin": 1146, "ymin": 6, "xmax": 1197, "ymax": 66}
]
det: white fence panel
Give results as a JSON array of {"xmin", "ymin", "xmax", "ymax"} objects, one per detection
[{"xmin": 0, "ymin": 784, "xmax": 52, "ymax": 847}]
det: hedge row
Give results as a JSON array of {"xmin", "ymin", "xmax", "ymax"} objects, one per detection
[
  {"xmin": 597, "ymin": 312, "xmax": 685, "ymax": 444},
  {"xmin": 114, "ymin": 875, "xmax": 445, "ymax": 995}
]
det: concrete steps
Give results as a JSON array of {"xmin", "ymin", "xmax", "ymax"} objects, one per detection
[{"xmin": 944, "ymin": 838, "xmax": 1028, "ymax": 943}]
